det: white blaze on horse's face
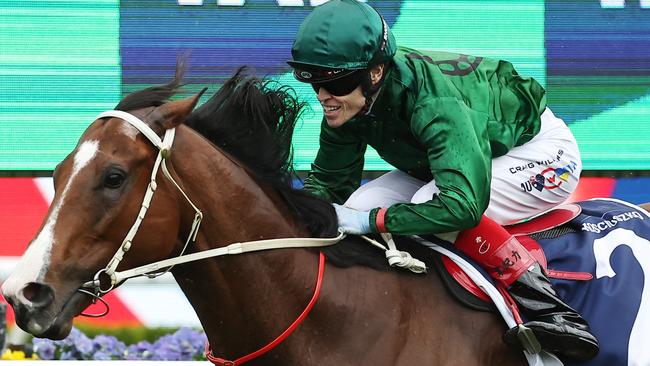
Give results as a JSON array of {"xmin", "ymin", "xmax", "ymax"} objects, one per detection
[{"xmin": 1, "ymin": 140, "xmax": 100, "ymax": 306}]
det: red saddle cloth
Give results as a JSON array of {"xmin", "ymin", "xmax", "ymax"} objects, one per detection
[{"xmin": 442, "ymin": 204, "xmax": 593, "ymax": 302}]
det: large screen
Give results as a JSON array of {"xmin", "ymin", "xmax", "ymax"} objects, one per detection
[{"xmin": 1, "ymin": 0, "xmax": 649, "ymax": 171}]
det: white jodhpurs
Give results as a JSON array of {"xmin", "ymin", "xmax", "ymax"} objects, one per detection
[{"xmin": 344, "ymin": 108, "xmax": 582, "ymax": 226}]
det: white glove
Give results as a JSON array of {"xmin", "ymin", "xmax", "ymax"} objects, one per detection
[{"xmin": 333, "ymin": 203, "xmax": 371, "ymax": 235}]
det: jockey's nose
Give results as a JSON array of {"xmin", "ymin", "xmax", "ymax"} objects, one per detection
[{"xmin": 18, "ymin": 282, "xmax": 55, "ymax": 310}]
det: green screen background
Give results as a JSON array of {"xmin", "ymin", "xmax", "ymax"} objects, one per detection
[{"xmin": 1, "ymin": 0, "xmax": 648, "ymax": 171}]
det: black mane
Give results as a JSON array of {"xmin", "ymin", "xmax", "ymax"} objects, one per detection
[
  {"xmin": 113, "ymin": 63, "xmax": 338, "ymax": 239},
  {"xmin": 113, "ymin": 66, "xmax": 448, "ymax": 272},
  {"xmin": 186, "ymin": 67, "xmax": 339, "ymax": 238},
  {"xmin": 186, "ymin": 67, "xmax": 299, "ymax": 187}
]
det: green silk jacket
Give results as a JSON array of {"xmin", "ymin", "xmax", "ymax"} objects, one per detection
[{"xmin": 303, "ymin": 47, "xmax": 546, "ymax": 235}]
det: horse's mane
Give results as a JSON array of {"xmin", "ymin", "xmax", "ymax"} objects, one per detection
[
  {"xmin": 114, "ymin": 63, "xmax": 338, "ymax": 239},
  {"xmin": 186, "ymin": 67, "xmax": 299, "ymax": 187},
  {"xmin": 186, "ymin": 67, "xmax": 341, "ymax": 238}
]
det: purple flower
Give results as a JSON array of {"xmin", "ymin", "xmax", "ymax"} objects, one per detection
[
  {"xmin": 152, "ymin": 334, "xmax": 183, "ymax": 361},
  {"xmin": 173, "ymin": 327, "xmax": 207, "ymax": 352},
  {"xmin": 65, "ymin": 327, "xmax": 88, "ymax": 345},
  {"xmin": 33, "ymin": 338, "xmax": 56, "ymax": 360},
  {"xmin": 55, "ymin": 327, "xmax": 93, "ymax": 358},
  {"xmin": 29, "ymin": 326, "xmax": 208, "ymax": 361},
  {"xmin": 92, "ymin": 351, "xmax": 112, "ymax": 360},
  {"xmin": 74, "ymin": 335, "xmax": 94, "ymax": 355},
  {"xmin": 92, "ymin": 334, "xmax": 126, "ymax": 359},
  {"xmin": 59, "ymin": 350, "xmax": 77, "ymax": 360},
  {"xmin": 169, "ymin": 327, "xmax": 206, "ymax": 359},
  {"xmin": 125, "ymin": 341, "xmax": 154, "ymax": 360}
]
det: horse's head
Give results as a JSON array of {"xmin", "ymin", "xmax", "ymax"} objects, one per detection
[{"xmin": 1, "ymin": 88, "xmax": 204, "ymax": 339}]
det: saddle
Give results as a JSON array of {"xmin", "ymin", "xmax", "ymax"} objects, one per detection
[{"xmin": 439, "ymin": 203, "xmax": 593, "ymax": 307}]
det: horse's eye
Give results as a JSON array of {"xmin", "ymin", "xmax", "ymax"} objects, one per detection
[{"xmin": 103, "ymin": 169, "xmax": 126, "ymax": 189}]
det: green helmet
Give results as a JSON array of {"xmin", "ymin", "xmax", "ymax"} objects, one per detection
[{"xmin": 288, "ymin": 0, "xmax": 397, "ymax": 83}]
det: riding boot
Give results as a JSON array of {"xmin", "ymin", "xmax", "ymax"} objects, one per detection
[
  {"xmin": 503, "ymin": 262, "xmax": 598, "ymax": 361},
  {"xmin": 454, "ymin": 215, "xmax": 599, "ymax": 362}
]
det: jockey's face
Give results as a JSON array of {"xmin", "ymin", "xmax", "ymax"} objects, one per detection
[
  {"xmin": 315, "ymin": 85, "xmax": 365, "ymax": 128},
  {"xmin": 314, "ymin": 64, "xmax": 385, "ymax": 128}
]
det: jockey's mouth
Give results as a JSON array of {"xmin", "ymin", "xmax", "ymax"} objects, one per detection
[{"xmin": 322, "ymin": 104, "xmax": 341, "ymax": 112}]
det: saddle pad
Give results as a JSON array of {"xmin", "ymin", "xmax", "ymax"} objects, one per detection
[{"xmin": 434, "ymin": 198, "xmax": 650, "ymax": 366}]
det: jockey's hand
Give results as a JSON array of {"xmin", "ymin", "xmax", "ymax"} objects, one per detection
[{"xmin": 333, "ymin": 203, "xmax": 371, "ymax": 235}]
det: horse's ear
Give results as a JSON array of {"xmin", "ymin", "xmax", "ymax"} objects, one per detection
[{"xmin": 150, "ymin": 88, "xmax": 207, "ymax": 130}]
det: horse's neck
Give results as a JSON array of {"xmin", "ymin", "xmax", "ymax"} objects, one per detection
[
  {"xmin": 173, "ymin": 248, "xmax": 321, "ymax": 358},
  {"xmin": 170, "ymin": 127, "xmax": 320, "ymax": 354},
  {"xmin": 167, "ymin": 128, "xmax": 522, "ymax": 365},
  {"xmin": 172, "ymin": 127, "xmax": 305, "ymax": 241}
]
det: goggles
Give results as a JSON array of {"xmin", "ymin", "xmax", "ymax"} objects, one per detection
[{"xmin": 309, "ymin": 70, "xmax": 366, "ymax": 97}]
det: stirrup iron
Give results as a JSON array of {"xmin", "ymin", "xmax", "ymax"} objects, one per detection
[{"xmin": 514, "ymin": 324, "xmax": 542, "ymax": 354}]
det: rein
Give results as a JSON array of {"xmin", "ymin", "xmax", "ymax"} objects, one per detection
[
  {"xmin": 81, "ymin": 110, "xmax": 344, "ymax": 364},
  {"xmin": 206, "ymin": 252, "xmax": 326, "ymax": 366}
]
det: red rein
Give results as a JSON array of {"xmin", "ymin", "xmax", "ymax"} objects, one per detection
[{"xmin": 205, "ymin": 252, "xmax": 326, "ymax": 365}]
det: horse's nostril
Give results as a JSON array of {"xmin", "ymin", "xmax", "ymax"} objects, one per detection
[{"xmin": 20, "ymin": 282, "xmax": 54, "ymax": 309}]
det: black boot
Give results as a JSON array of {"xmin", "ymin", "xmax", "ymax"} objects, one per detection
[{"xmin": 503, "ymin": 263, "xmax": 599, "ymax": 361}]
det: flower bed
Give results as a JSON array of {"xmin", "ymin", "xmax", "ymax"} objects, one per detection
[{"xmin": 17, "ymin": 327, "xmax": 207, "ymax": 361}]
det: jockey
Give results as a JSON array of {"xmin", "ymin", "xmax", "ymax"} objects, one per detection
[{"xmin": 288, "ymin": 0, "xmax": 599, "ymax": 362}]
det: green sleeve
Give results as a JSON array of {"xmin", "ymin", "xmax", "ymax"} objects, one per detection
[
  {"xmin": 373, "ymin": 98, "xmax": 492, "ymax": 234},
  {"xmin": 303, "ymin": 117, "xmax": 367, "ymax": 204}
]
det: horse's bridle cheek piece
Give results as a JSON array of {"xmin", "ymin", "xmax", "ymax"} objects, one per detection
[{"xmin": 82, "ymin": 110, "xmax": 204, "ymax": 297}]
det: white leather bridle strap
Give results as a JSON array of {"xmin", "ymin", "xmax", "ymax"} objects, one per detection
[
  {"xmin": 91, "ymin": 110, "xmax": 203, "ymax": 293},
  {"xmin": 97, "ymin": 110, "xmax": 170, "ymax": 151},
  {"xmin": 101, "ymin": 232, "xmax": 345, "ymax": 285}
]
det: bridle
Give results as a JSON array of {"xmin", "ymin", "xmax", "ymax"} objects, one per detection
[
  {"xmin": 74, "ymin": 109, "xmax": 420, "ymax": 365},
  {"xmin": 80, "ymin": 110, "xmax": 345, "ymax": 297},
  {"xmin": 79, "ymin": 110, "xmax": 344, "ymax": 306},
  {"xmin": 80, "ymin": 110, "xmax": 203, "ymax": 300}
]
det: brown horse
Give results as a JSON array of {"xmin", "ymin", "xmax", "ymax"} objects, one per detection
[{"xmin": 1, "ymin": 66, "xmax": 525, "ymax": 365}]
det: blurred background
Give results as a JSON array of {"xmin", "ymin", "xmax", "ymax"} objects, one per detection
[{"xmin": 1, "ymin": 0, "xmax": 649, "ymax": 353}]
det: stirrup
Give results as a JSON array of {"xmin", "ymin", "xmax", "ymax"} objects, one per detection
[{"xmin": 509, "ymin": 324, "xmax": 542, "ymax": 354}]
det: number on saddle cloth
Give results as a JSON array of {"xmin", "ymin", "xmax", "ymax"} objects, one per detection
[{"xmin": 538, "ymin": 198, "xmax": 650, "ymax": 366}]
